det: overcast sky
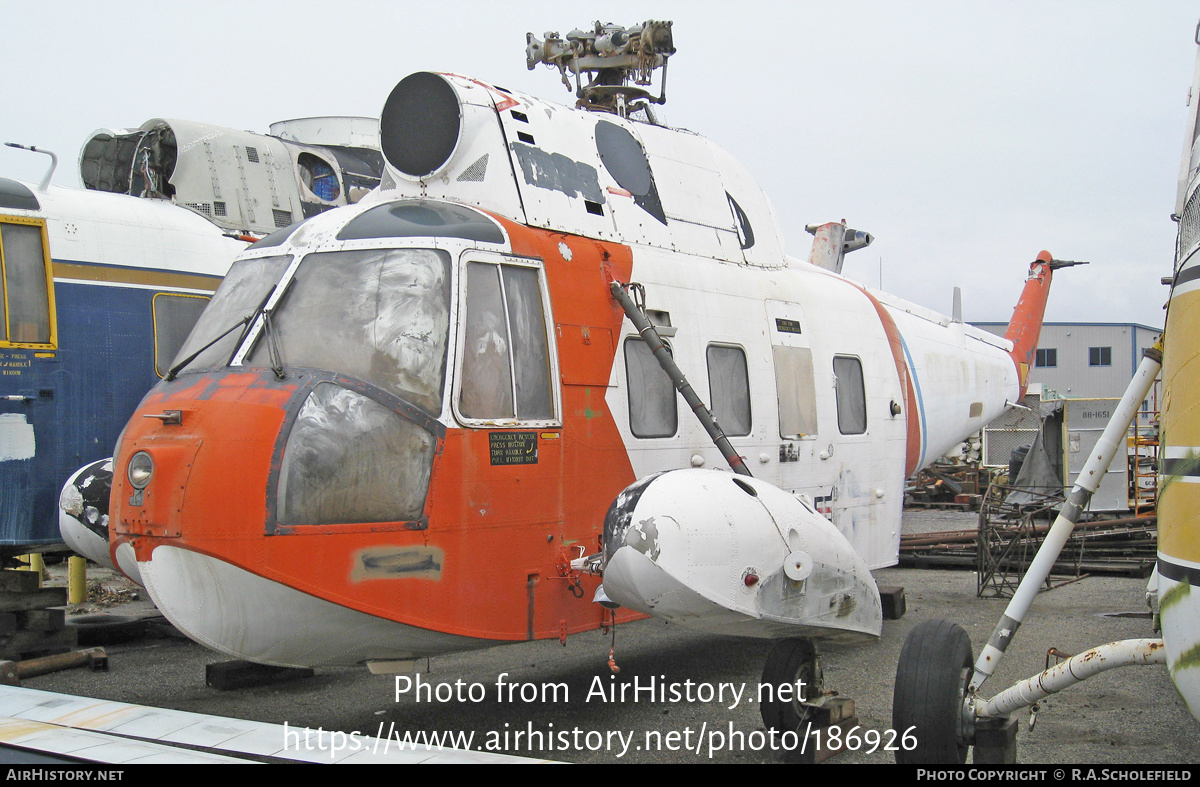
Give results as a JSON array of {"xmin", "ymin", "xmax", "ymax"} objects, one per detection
[{"xmin": 3, "ymin": 1, "xmax": 1196, "ymax": 328}]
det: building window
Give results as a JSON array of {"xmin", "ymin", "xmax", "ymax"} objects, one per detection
[
  {"xmin": 1088, "ymin": 346, "xmax": 1112, "ymax": 367},
  {"xmin": 833, "ymin": 355, "xmax": 867, "ymax": 435},
  {"xmin": 1035, "ymin": 348, "xmax": 1057, "ymax": 368}
]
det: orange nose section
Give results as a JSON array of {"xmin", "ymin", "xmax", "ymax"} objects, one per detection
[{"xmin": 111, "ymin": 370, "xmax": 297, "ymax": 563}]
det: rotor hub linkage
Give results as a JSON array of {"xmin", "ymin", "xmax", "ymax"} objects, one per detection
[{"xmin": 526, "ymin": 20, "xmax": 675, "ymax": 115}]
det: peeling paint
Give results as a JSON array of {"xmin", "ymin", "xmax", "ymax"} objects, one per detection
[
  {"xmin": 62, "ymin": 459, "xmax": 113, "ymax": 540},
  {"xmin": 352, "ymin": 546, "xmax": 444, "ymax": 582},
  {"xmin": 602, "ymin": 472, "xmax": 664, "ymax": 563},
  {"xmin": 625, "ymin": 516, "xmax": 662, "ymax": 561},
  {"xmin": 0, "ymin": 414, "xmax": 35, "ymax": 461},
  {"xmin": 510, "ymin": 143, "xmax": 604, "ymax": 203}
]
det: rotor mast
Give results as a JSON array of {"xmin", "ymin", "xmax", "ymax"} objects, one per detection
[{"xmin": 526, "ymin": 20, "xmax": 675, "ymax": 119}]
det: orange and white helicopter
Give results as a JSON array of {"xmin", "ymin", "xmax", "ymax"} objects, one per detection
[{"xmin": 69, "ymin": 20, "xmax": 1060, "ymax": 727}]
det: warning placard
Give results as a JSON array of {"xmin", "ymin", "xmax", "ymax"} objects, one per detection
[{"xmin": 489, "ymin": 432, "xmax": 538, "ymax": 465}]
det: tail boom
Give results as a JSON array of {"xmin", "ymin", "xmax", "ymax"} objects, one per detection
[{"xmin": 1004, "ymin": 250, "xmax": 1056, "ymax": 398}]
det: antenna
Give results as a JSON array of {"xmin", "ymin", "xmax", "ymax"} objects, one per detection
[
  {"xmin": 526, "ymin": 20, "xmax": 675, "ymax": 118},
  {"xmin": 4, "ymin": 143, "xmax": 58, "ymax": 192}
]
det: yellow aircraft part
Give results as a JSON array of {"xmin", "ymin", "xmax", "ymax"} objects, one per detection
[
  {"xmin": 1160, "ymin": 289, "xmax": 1200, "ymax": 718},
  {"xmin": 1161, "ymin": 296, "xmax": 1200, "ymax": 565}
]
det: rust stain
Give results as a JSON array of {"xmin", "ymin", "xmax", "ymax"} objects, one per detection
[
  {"xmin": 0, "ymin": 718, "xmax": 60, "ymax": 741},
  {"xmin": 54, "ymin": 702, "xmax": 141, "ymax": 729}
]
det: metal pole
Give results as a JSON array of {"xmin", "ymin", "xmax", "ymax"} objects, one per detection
[
  {"xmin": 969, "ymin": 342, "xmax": 1163, "ymax": 692},
  {"xmin": 68, "ymin": 556, "xmax": 87, "ymax": 605},
  {"xmin": 609, "ymin": 281, "xmax": 752, "ymax": 477},
  {"xmin": 976, "ymin": 639, "xmax": 1165, "ymax": 718}
]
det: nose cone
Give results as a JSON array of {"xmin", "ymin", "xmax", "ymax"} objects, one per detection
[{"xmin": 601, "ymin": 469, "xmax": 882, "ymax": 642}]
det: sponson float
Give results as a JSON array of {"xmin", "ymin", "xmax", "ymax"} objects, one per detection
[{"xmin": 72, "ymin": 21, "xmax": 1060, "ymax": 732}]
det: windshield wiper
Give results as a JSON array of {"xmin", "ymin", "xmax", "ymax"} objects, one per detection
[
  {"xmin": 261, "ymin": 307, "xmax": 285, "ymax": 380},
  {"xmin": 164, "ymin": 288, "xmax": 278, "ymax": 381},
  {"xmin": 164, "ymin": 316, "xmax": 251, "ymax": 381}
]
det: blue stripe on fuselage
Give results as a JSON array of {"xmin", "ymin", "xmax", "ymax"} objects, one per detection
[{"xmin": 898, "ymin": 335, "xmax": 928, "ymax": 471}]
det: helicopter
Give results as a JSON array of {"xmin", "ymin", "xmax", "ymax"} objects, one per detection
[{"xmin": 79, "ymin": 20, "xmax": 1059, "ymax": 735}]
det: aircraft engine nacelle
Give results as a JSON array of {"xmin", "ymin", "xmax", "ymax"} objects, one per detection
[{"xmin": 600, "ymin": 469, "xmax": 882, "ymax": 643}]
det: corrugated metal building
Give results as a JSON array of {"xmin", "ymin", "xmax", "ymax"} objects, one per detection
[{"xmin": 971, "ymin": 322, "xmax": 1161, "ymax": 399}]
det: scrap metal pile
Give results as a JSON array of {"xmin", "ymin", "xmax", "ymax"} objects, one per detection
[
  {"xmin": 900, "ymin": 480, "xmax": 1158, "ymax": 598},
  {"xmin": 904, "ymin": 461, "xmax": 992, "ymax": 509}
]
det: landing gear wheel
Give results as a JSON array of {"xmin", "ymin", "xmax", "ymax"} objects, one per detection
[
  {"xmin": 760, "ymin": 638, "xmax": 822, "ymax": 732},
  {"xmin": 892, "ymin": 619, "xmax": 974, "ymax": 764}
]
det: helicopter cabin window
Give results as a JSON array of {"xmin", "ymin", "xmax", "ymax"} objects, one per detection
[
  {"xmin": 0, "ymin": 218, "xmax": 55, "ymax": 348},
  {"xmin": 152, "ymin": 293, "xmax": 210, "ymax": 378},
  {"xmin": 625, "ymin": 338, "xmax": 677, "ymax": 438},
  {"xmin": 833, "ymin": 355, "xmax": 867, "ymax": 435},
  {"xmin": 706, "ymin": 344, "xmax": 751, "ymax": 436},
  {"xmin": 773, "ymin": 345, "xmax": 818, "ymax": 438},
  {"xmin": 459, "ymin": 259, "xmax": 555, "ymax": 422}
]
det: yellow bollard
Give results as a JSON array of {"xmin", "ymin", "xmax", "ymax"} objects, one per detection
[
  {"xmin": 68, "ymin": 556, "xmax": 87, "ymax": 605},
  {"xmin": 28, "ymin": 553, "xmax": 43, "ymax": 588}
]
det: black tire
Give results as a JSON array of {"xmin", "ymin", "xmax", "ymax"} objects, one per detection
[
  {"xmin": 893, "ymin": 619, "xmax": 974, "ymax": 764},
  {"xmin": 759, "ymin": 638, "xmax": 823, "ymax": 732}
]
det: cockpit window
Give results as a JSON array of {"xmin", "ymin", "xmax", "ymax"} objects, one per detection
[
  {"xmin": 277, "ymin": 382, "xmax": 436, "ymax": 526},
  {"xmin": 459, "ymin": 259, "xmax": 554, "ymax": 422},
  {"xmin": 171, "ymin": 255, "xmax": 291, "ymax": 373},
  {"xmin": 247, "ymin": 248, "xmax": 451, "ymax": 414}
]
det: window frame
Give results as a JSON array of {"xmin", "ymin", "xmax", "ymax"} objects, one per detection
[
  {"xmin": 452, "ymin": 251, "xmax": 561, "ymax": 428},
  {"xmin": 706, "ymin": 342, "xmax": 752, "ymax": 437},
  {"xmin": 1035, "ymin": 347, "xmax": 1057, "ymax": 368},
  {"xmin": 1088, "ymin": 346, "xmax": 1112, "ymax": 367},
  {"xmin": 833, "ymin": 354, "xmax": 868, "ymax": 436},
  {"xmin": 773, "ymin": 344, "xmax": 818, "ymax": 440},
  {"xmin": 0, "ymin": 216, "xmax": 56, "ymax": 350},
  {"xmin": 624, "ymin": 335, "xmax": 679, "ymax": 439},
  {"xmin": 151, "ymin": 292, "xmax": 211, "ymax": 378}
]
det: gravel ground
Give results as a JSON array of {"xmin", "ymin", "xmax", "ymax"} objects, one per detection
[{"xmin": 12, "ymin": 509, "xmax": 1197, "ymax": 765}]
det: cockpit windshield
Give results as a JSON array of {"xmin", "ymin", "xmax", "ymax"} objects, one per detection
[
  {"xmin": 245, "ymin": 248, "xmax": 452, "ymax": 414},
  {"xmin": 171, "ymin": 255, "xmax": 291, "ymax": 374}
]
